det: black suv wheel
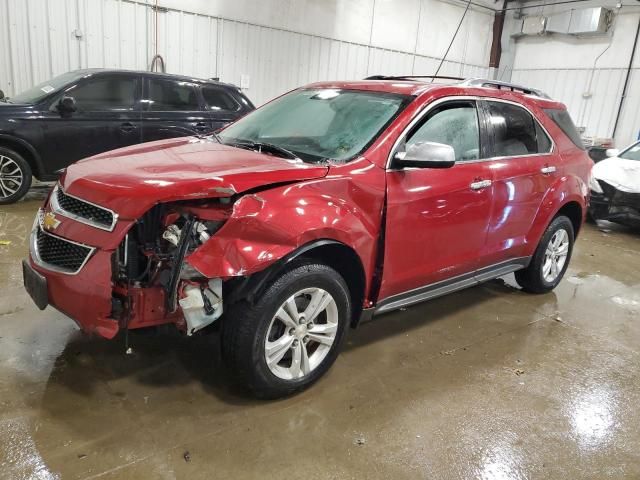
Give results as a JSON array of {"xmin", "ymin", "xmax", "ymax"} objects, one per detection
[{"xmin": 0, "ymin": 147, "xmax": 32, "ymax": 204}]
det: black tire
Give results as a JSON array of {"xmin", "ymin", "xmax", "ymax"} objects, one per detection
[
  {"xmin": 0, "ymin": 147, "xmax": 32, "ymax": 204},
  {"xmin": 222, "ymin": 261, "xmax": 351, "ymax": 399},
  {"xmin": 515, "ymin": 215, "xmax": 574, "ymax": 294}
]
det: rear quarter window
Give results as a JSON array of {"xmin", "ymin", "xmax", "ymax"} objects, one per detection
[{"xmin": 544, "ymin": 108, "xmax": 585, "ymax": 150}]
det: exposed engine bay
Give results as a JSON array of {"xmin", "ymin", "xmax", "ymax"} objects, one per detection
[{"xmin": 111, "ymin": 198, "xmax": 233, "ymax": 335}]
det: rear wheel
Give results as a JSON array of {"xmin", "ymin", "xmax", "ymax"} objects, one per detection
[
  {"xmin": 515, "ymin": 215, "xmax": 574, "ymax": 293},
  {"xmin": 0, "ymin": 147, "xmax": 32, "ymax": 204},
  {"xmin": 222, "ymin": 261, "xmax": 350, "ymax": 398}
]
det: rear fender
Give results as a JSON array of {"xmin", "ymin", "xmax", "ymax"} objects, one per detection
[{"xmin": 525, "ymin": 173, "xmax": 587, "ymax": 254}]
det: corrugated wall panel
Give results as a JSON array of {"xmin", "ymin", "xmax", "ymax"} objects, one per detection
[
  {"xmin": 0, "ymin": 0, "xmax": 491, "ymax": 107},
  {"xmin": 7, "ymin": 0, "xmax": 33, "ymax": 90},
  {"xmin": 617, "ymin": 68, "xmax": 640, "ymax": 146},
  {"xmin": 512, "ymin": 68, "xmax": 640, "ymax": 146},
  {"xmin": 0, "ymin": 0, "xmax": 12, "ymax": 94}
]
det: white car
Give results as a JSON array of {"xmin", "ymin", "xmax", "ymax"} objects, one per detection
[{"xmin": 589, "ymin": 140, "xmax": 640, "ymax": 227}]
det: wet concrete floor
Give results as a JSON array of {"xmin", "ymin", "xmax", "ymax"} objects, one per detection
[{"xmin": 1, "ymin": 193, "xmax": 640, "ymax": 479}]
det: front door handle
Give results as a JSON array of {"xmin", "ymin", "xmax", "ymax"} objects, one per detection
[
  {"xmin": 120, "ymin": 122, "xmax": 137, "ymax": 132},
  {"xmin": 541, "ymin": 165, "xmax": 557, "ymax": 174},
  {"xmin": 470, "ymin": 179, "xmax": 492, "ymax": 191}
]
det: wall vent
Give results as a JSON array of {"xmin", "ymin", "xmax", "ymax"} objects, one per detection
[{"xmin": 520, "ymin": 7, "xmax": 612, "ymax": 37}]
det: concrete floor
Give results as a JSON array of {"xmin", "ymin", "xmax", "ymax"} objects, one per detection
[{"xmin": 2, "ymin": 193, "xmax": 640, "ymax": 480}]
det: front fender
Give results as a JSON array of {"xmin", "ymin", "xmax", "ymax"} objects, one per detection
[
  {"xmin": 0, "ymin": 133, "xmax": 45, "ymax": 177},
  {"xmin": 525, "ymin": 173, "xmax": 587, "ymax": 253},
  {"xmin": 185, "ymin": 174, "xmax": 384, "ymax": 293}
]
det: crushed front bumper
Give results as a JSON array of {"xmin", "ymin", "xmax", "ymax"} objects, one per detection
[
  {"xmin": 26, "ymin": 209, "xmax": 118, "ymax": 337},
  {"xmin": 590, "ymin": 182, "xmax": 640, "ymax": 227}
]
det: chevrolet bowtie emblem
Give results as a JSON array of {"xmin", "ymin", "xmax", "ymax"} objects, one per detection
[{"xmin": 43, "ymin": 212, "xmax": 61, "ymax": 231}]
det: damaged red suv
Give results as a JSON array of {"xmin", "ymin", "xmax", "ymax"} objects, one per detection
[{"xmin": 24, "ymin": 77, "xmax": 591, "ymax": 398}]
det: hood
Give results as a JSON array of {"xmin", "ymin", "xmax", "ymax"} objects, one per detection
[
  {"xmin": 62, "ymin": 137, "xmax": 329, "ymax": 219},
  {"xmin": 0, "ymin": 102, "xmax": 32, "ymax": 113},
  {"xmin": 592, "ymin": 157, "xmax": 640, "ymax": 193}
]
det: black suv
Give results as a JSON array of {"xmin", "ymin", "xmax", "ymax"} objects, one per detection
[{"xmin": 0, "ymin": 69, "xmax": 254, "ymax": 204}]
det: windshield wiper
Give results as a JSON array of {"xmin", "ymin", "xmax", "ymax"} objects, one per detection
[
  {"xmin": 195, "ymin": 130, "xmax": 223, "ymax": 143},
  {"xmin": 229, "ymin": 140, "xmax": 301, "ymax": 161}
]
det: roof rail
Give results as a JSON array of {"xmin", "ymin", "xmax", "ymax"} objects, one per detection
[
  {"xmin": 364, "ymin": 75, "xmax": 465, "ymax": 82},
  {"xmin": 462, "ymin": 78, "xmax": 551, "ymax": 99}
]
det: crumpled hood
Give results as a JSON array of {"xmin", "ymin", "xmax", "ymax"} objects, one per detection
[
  {"xmin": 592, "ymin": 157, "xmax": 640, "ymax": 193},
  {"xmin": 61, "ymin": 137, "xmax": 329, "ymax": 219}
]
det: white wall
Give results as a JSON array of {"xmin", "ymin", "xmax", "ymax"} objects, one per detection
[
  {"xmin": 0, "ymin": 0, "xmax": 495, "ymax": 106},
  {"xmin": 502, "ymin": 2, "xmax": 640, "ymax": 147}
]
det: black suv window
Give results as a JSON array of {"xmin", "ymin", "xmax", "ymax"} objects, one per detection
[
  {"xmin": 406, "ymin": 101, "xmax": 480, "ymax": 162},
  {"xmin": 68, "ymin": 76, "xmax": 137, "ymax": 111},
  {"xmin": 202, "ymin": 86, "xmax": 240, "ymax": 111},
  {"xmin": 147, "ymin": 79, "xmax": 200, "ymax": 111},
  {"xmin": 486, "ymin": 101, "xmax": 551, "ymax": 157}
]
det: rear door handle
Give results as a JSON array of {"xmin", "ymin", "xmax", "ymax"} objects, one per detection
[
  {"xmin": 470, "ymin": 179, "xmax": 492, "ymax": 190},
  {"xmin": 541, "ymin": 165, "xmax": 557, "ymax": 174},
  {"xmin": 120, "ymin": 122, "xmax": 137, "ymax": 132}
]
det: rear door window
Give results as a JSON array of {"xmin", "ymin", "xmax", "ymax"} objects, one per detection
[
  {"xmin": 147, "ymin": 79, "xmax": 200, "ymax": 111},
  {"xmin": 486, "ymin": 101, "xmax": 547, "ymax": 157},
  {"xmin": 535, "ymin": 122, "xmax": 552, "ymax": 153},
  {"xmin": 202, "ymin": 86, "xmax": 240, "ymax": 112}
]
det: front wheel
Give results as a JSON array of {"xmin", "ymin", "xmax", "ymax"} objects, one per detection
[
  {"xmin": 222, "ymin": 262, "xmax": 351, "ymax": 398},
  {"xmin": 515, "ymin": 215, "xmax": 574, "ymax": 293},
  {"xmin": 0, "ymin": 147, "xmax": 32, "ymax": 204}
]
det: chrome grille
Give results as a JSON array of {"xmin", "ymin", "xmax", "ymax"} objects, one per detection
[
  {"xmin": 30, "ymin": 211, "xmax": 95, "ymax": 274},
  {"xmin": 52, "ymin": 185, "xmax": 117, "ymax": 231}
]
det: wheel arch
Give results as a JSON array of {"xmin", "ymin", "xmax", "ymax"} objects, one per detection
[
  {"xmin": 554, "ymin": 200, "xmax": 583, "ymax": 238},
  {"xmin": 525, "ymin": 173, "xmax": 587, "ymax": 254},
  {"xmin": 0, "ymin": 134, "xmax": 44, "ymax": 178},
  {"xmin": 225, "ymin": 239, "xmax": 367, "ymax": 328}
]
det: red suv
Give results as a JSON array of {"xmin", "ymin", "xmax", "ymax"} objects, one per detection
[{"xmin": 23, "ymin": 77, "xmax": 591, "ymax": 398}]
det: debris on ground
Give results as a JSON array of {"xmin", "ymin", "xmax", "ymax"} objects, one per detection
[
  {"xmin": 512, "ymin": 368, "xmax": 525, "ymax": 376},
  {"xmin": 354, "ymin": 434, "xmax": 366, "ymax": 446},
  {"xmin": 77, "ymin": 454, "xmax": 87, "ymax": 459},
  {"xmin": 0, "ymin": 240, "xmax": 11, "ymax": 246},
  {"xmin": 183, "ymin": 451, "xmax": 191, "ymax": 462},
  {"xmin": 440, "ymin": 349, "xmax": 455, "ymax": 356},
  {"xmin": 553, "ymin": 315, "xmax": 565, "ymax": 323}
]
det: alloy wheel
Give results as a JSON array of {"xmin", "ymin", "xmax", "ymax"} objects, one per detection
[
  {"xmin": 0, "ymin": 155, "xmax": 24, "ymax": 200},
  {"xmin": 542, "ymin": 228, "xmax": 569, "ymax": 282},
  {"xmin": 264, "ymin": 287, "xmax": 339, "ymax": 380}
]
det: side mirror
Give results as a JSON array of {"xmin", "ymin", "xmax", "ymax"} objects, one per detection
[
  {"xmin": 0, "ymin": 90, "xmax": 4, "ymax": 100},
  {"xmin": 393, "ymin": 141, "xmax": 456, "ymax": 169},
  {"xmin": 57, "ymin": 96, "xmax": 77, "ymax": 114},
  {"xmin": 605, "ymin": 148, "xmax": 620, "ymax": 158}
]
